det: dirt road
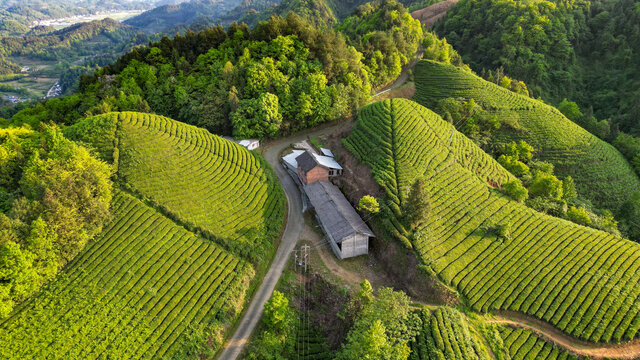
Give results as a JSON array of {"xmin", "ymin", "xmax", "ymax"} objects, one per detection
[{"xmin": 489, "ymin": 311, "xmax": 640, "ymax": 359}]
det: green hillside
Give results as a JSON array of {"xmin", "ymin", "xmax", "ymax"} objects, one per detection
[
  {"xmin": 0, "ymin": 191, "xmax": 253, "ymax": 359},
  {"xmin": 410, "ymin": 307, "xmax": 492, "ymax": 360},
  {"xmin": 0, "ymin": 112, "xmax": 286, "ymax": 358},
  {"xmin": 413, "ymin": 60, "xmax": 640, "ymax": 211},
  {"xmin": 67, "ymin": 112, "xmax": 286, "ymax": 263},
  {"xmin": 344, "ymin": 98, "xmax": 640, "ymax": 343},
  {"xmin": 500, "ymin": 327, "xmax": 580, "ymax": 360}
]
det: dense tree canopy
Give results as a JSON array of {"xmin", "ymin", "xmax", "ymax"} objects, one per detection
[
  {"xmin": 338, "ymin": 0, "xmax": 423, "ymax": 87},
  {"xmin": 0, "ymin": 125, "xmax": 112, "ymax": 317}
]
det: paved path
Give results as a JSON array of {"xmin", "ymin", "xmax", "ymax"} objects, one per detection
[{"xmin": 217, "ymin": 126, "xmax": 341, "ymax": 360}]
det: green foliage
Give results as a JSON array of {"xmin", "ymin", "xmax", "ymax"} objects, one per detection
[
  {"xmin": 74, "ymin": 14, "xmax": 370, "ymax": 139},
  {"xmin": 500, "ymin": 326, "xmax": 579, "ymax": 359},
  {"xmin": 345, "ymin": 98, "xmax": 640, "ymax": 343},
  {"xmin": 358, "ymin": 195, "xmax": 381, "ymax": 214},
  {"xmin": 502, "ymin": 180, "xmax": 528, "ymax": 202},
  {"xmin": 405, "ymin": 178, "xmax": 431, "ymax": 229},
  {"xmin": 562, "ymin": 176, "xmax": 577, "ymax": 202},
  {"xmin": 232, "ymin": 92, "xmax": 282, "ymax": 139},
  {"xmin": 422, "ymin": 32, "xmax": 468, "ymax": 71},
  {"xmin": 414, "ymin": 60, "xmax": 640, "ymax": 213},
  {"xmin": 409, "ymin": 308, "xmax": 492, "ymax": 360},
  {"xmin": 337, "ymin": 283, "xmax": 419, "ymax": 360},
  {"xmin": 263, "ymin": 291, "xmax": 294, "ymax": 333},
  {"xmin": 567, "ymin": 206, "xmax": 592, "ymax": 226},
  {"xmin": 108, "ymin": 112, "xmax": 286, "ymax": 263},
  {"xmin": 338, "ymin": 0, "xmax": 423, "ymax": 87},
  {"xmin": 0, "ymin": 125, "xmax": 112, "ymax": 317},
  {"xmin": 434, "ymin": 0, "xmax": 640, "ymax": 140},
  {"xmin": 528, "ymin": 171, "xmax": 564, "ymax": 200},
  {"xmin": 0, "ymin": 192, "xmax": 254, "ymax": 359}
]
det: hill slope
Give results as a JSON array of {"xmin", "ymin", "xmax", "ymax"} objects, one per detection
[
  {"xmin": 344, "ymin": 98, "xmax": 640, "ymax": 343},
  {"xmin": 410, "ymin": 307, "xmax": 493, "ymax": 359},
  {"xmin": 413, "ymin": 60, "xmax": 640, "ymax": 211},
  {"xmin": 124, "ymin": 0, "xmax": 241, "ymax": 33},
  {"xmin": 0, "ymin": 112, "xmax": 286, "ymax": 358}
]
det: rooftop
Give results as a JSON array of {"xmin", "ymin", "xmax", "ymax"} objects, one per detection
[
  {"xmin": 295, "ymin": 151, "xmax": 342, "ymax": 172},
  {"xmin": 304, "ymin": 181, "xmax": 374, "ymax": 243}
]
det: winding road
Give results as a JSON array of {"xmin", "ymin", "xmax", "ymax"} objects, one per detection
[
  {"xmin": 217, "ymin": 125, "xmax": 342, "ymax": 360},
  {"xmin": 217, "ymin": 2, "xmax": 640, "ymax": 358},
  {"xmin": 488, "ymin": 311, "xmax": 640, "ymax": 360}
]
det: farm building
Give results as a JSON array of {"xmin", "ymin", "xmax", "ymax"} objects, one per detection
[
  {"xmin": 294, "ymin": 151, "xmax": 343, "ymax": 185},
  {"xmin": 304, "ymin": 181, "xmax": 374, "ymax": 259}
]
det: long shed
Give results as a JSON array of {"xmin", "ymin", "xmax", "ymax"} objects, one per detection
[{"xmin": 303, "ymin": 181, "xmax": 374, "ymax": 259}]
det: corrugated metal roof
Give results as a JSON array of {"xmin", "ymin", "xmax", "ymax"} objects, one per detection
[
  {"xmin": 321, "ymin": 148, "xmax": 334, "ymax": 157},
  {"xmin": 304, "ymin": 181, "xmax": 375, "ymax": 243},
  {"xmin": 282, "ymin": 150, "xmax": 305, "ymax": 169},
  {"xmin": 313, "ymin": 153, "xmax": 342, "ymax": 170}
]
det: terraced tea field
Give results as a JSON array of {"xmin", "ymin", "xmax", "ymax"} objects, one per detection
[
  {"xmin": 413, "ymin": 60, "xmax": 640, "ymax": 210},
  {"xmin": 345, "ymin": 99, "xmax": 640, "ymax": 343},
  {"xmin": 410, "ymin": 307, "xmax": 492, "ymax": 360},
  {"xmin": 0, "ymin": 192, "xmax": 253, "ymax": 359},
  {"xmin": 1, "ymin": 112, "xmax": 287, "ymax": 358},
  {"xmin": 500, "ymin": 327, "xmax": 580, "ymax": 360},
  {"xmin": 68, "ymin": 112, "xmax": 286, "ymax": 262}
]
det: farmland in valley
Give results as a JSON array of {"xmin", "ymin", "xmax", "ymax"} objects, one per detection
[
  {"xmin": 0, "ymin": 112, "xmax": 286, "ymax": 359},
  {"xmin": 413, "ymin": 60, "xmax": 640, "ymax": 211},
  {"xmin": 344, "ymin": 98, "xmax": 640, "ymax": 343}
]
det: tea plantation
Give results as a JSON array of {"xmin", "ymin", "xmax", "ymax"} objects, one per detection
[
  {"xmin": 345, "ymin": 99, "xmax": 640, "ymax": 343},
  {"xmin": 0, "ymin": 112, "xmax": 286, "ymax": 359},
  {"xmin": 409, "ymin": 307, "xmax": 492, "ymax": 360},
  {"xmin": 413, "ymin": 60, "xmax": 640, "ymax": 211},
  {"xmin": 500, "ymin": 327, "xmax": 580, "ymax": 360}
]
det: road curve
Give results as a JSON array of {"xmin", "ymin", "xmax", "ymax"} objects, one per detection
[
  {"xmin": 488, "ymin": 311, "xmax": 640, "ymax": 360},
  {"xmin": 217, "ymin": 125, "xmax": 342, "ymax": 360},
  {"xmin": 219, "ymin": 44, "xmax": 423, "ymax": 360}
]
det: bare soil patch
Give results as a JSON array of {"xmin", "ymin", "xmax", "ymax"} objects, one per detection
[{"xmin": 411, "ymin": 0, "xmax": 460, "ymax": 28}]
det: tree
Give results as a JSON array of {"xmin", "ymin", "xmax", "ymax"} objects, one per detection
[
  {"xmin": 528, "ymin": 172, "xmax": 564, "ymax": 200},
  {"xmin": 503, "ymin": 180, "xmax": 528, "ymax": 202},
  {"xmin": 567, "ymin": 206, "xmax": 592, "ymax": 226},
  {"xmin": 337, "ymin": 320, "xmax": 410, "ymax": 360},
  {"xmin": 557, "ymin": 99, "xmax": 583, "ymax": 122},
  {"xmin": 358, "ymin": 195, "xmax": 380, "ymax": 214},
  {"xmin": 232, "ymin": 92, "xmax": 282, "ymax": 139},
  {"xmin": 562, "ymin": 176, "xmax": 577, "ymax": 201},
  {"xmin": 262, "ymin": 290, "xmax": 293, "ymax": 333},
  {"xmin": 404, "ymin": 178, "xmax": 431, "ymax": 229}
]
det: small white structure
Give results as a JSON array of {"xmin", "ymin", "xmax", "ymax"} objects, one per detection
[
  {"xmin": 304, "ymin": 181, "xmax": 374, "ymax": 259},
  {"xmin": 237, "ymin": 139, "xmax": 260, "ymax": 150}
]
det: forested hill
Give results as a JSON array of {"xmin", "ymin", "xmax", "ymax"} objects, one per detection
[
  {"xmin": 124, "ymin": 0, "xmax": 242, "ymax": 33},
  {"xmin": 227, "ymin": 0, "xmax": 438, "ymax": 28},
  {"xmin": 5, "ymin": 2, "xmax": 422, "ymax": 139},
  {"xmin": 433, "ymin": 0, "xmax": 640, "ymax": 136},
  {"xmin": 0, "ymin": 18, "xmax": 143, "ymax": 75},
  {"xmin": 0, "ymin": 0, "xmax": 152, "ymax": 32}
]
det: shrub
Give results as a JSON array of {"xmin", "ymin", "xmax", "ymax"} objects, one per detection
[
  {"xmin": 567, "ymin": 206, "xmax": 592, "ymax": 226},
  {"xmin": 502, "ymin": 180, "xmax": 528, "ymax": 202}
]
